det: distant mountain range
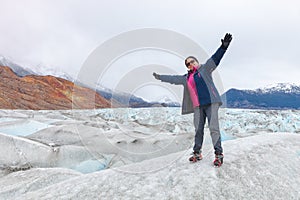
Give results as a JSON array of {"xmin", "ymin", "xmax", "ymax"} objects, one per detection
[
  {"xmin": 96, "ymin": 86, "xmax": 180, "ymax": 108},
  {"xmin": 1, "ymin": 55, "xmax": 299, "ymax": 110},
  {"xmin": 0, "ymin": 55, "xmax": 179, "ymax": 109},
  {"xmin": 0, "ymin": 55, "xmax": 36, "ymax": 77},
  {"xmin": 222, "ymin": 83, "xmax": 300, "ymax": 109},
  {"xmin": 0, "ymin": 55, "xmax": 74, "ymax": 81},
  {"xmin": 0, "ymin": 65, "xmax": 110, "ymax": 109}
]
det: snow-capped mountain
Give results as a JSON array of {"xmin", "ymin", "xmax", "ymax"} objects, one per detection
[
  {"xmin": 151, "ymin": 96, "xmax": 181, "ymax": 107},
  {"xmin": 0, "ymin": 55, "xmax": 178, "ymax": 108},
  {"xmin": 29, "ymin": 63, "xmax": 75, "ymax": 82},
  {"xmin": 0, "ymin": 55, "xmax": 36, "ymax": 77},
  {"xmin": 0, "ymin": 55, "xmax": 74, "ymax": 81},
  {"xmin": 222, "ymin": 83, "xmax": 300, "ymax": 109},
  {"xmin": 96, "ymin": 85, "xmax": 180, "ymax": 108},
  {"xmin": 256, "ymin": 83, "xmax": 300, "ymax": 94},
  {"xmin": 0, "ymin": 65, "xmax": 110, "ymax": 109}
]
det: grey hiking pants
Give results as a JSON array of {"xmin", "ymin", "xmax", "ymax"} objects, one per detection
[{"xmin": 193, "ymin": 103, "xmax": 223, "ymax": 155}]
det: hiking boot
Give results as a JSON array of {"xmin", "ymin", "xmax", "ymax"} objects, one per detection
[
  {"xmin": 213, "ymin": 153, "xmax": 224, "ymax": 167},
  {"xmin": 189, "ymin": 151, "xmax": 203, "ymax": 162}
]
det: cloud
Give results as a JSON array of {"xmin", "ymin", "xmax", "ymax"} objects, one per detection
[{"xmin": 0, "ymin": 0, "xmax": 299, "ymax": 97}]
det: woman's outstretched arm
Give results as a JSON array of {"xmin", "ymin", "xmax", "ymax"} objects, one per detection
[
  {"xmin": 203, "ymin": 33, "xmax": 233, "ymax": 72},
  {"xmin": 153, "ymin": 72, "xmax": 185, "ymax": 85}
]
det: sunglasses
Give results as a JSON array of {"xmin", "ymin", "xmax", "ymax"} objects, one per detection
[{"xmin": 186, "ymin": 60, "xmax": 196, "ymax": 67}]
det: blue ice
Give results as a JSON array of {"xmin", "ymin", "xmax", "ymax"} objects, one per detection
[
  {"xmin": 71, "ymin": 159, "xmax": 109, "ymax": 174},
  {"xmin": 0, "ymin": 120, "xmax": 53, "ymax": 136}
]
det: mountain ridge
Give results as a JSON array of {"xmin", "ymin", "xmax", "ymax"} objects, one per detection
[
  {"xmin": 0, "ymin": 65, "xmax": 111, "ymax": 110},
  {"xmin": 0, "ymin": 55, "xmax": 180, "ymax": 108},
  {"xmin": 222, "ymin": 83, "xmax": 300, "ymax": 109}
]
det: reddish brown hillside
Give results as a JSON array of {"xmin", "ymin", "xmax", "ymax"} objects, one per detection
[{"xmin": 0, "ymin": 66, "xmax": 111, "ymax": 110}]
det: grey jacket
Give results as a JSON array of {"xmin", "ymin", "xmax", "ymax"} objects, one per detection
[{"xmin": 158, "ymin": 47, "xmax": 226, "ymax": 115}]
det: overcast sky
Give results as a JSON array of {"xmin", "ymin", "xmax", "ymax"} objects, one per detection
[{"xmin": 0, "ymin": 0, "xmax": 299, "ymax": 101}]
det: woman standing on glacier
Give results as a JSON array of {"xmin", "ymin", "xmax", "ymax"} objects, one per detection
[{"xmin": 153, "ymin": 33, "xmax": 232, "ymax": 167}]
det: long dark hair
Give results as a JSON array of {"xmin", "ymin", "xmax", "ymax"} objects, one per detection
[{"xmin": 185, "ymin": 56, "xmax": 199, "ymax": 67}]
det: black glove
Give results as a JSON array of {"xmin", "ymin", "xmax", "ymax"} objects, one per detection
[
  {"xmin": 153, "ymin": 72, "xmax": 160, "ymax": 80},
  {"xmin": 221, "ymin": 33, "xmax": 232, "ymax": 50}
]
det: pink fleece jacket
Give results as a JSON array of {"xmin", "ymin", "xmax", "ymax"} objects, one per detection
[{"xmin": 187, "ymin": 66, "xmax": 200, "ymax": 107}]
